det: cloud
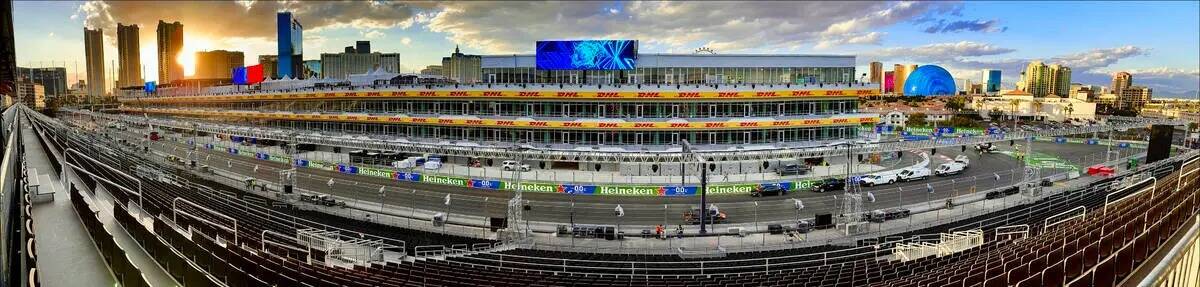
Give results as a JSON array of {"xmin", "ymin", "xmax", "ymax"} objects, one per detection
[
  {"xmin": 363, "ymin": 30, "xmax": 386, "ymax": 39},
  {"xmin": 75, "ymin": 1, "xmax": 434, "ymax": 40},
  {"xmin": 426, "ymin": 1, "xmax": 961, "ymax": 54},
  {"xmin": 864, "ymin": 41, "xmax": 1015, "ymax": 62},
  {"xmin": 1046, "ymin": 46, "xmax": 1148, "ymax": 72},
  {"xmin": 400, "ymin": 37, "xmax": 412, "ymax": 46},
  {"xmin": 923, "ymin": 19, "xmax": 1006, "ymax": 33}
]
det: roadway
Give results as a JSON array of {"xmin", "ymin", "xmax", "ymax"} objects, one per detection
[{"xmin": 87, "ymin": 120, "xmax": 1136, "ymax": 227}]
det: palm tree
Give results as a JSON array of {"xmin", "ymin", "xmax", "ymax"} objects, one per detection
[
  {"xmin": 1065, "ymin": 103, "xmax": 1075, "ymax": 120},
  {"xmin": 1032, "ymin": 100, "xmax": 1044, "ymax": 121},
  {"xmin": 1008, "ymin": 99, "xmax": 1021, "ymax": 125}
]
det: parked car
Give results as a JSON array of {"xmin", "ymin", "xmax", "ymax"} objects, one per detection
[
  {"xmin": 859, "ymin": 173, "xmax": 898, "ymax": 187},
  {"xmin": 935, "ymin": 156, "xmax": 970, "ymax": 176},
  {"xmin": 776, "ymin": 164, "xmax": 811, "ymax": 176},
  {"xmin": 502, "ymin": 160, "xmax": 531, "ymax": 172},
  {"xmin": 812, "ymin": 178, "xmax": 846, "ymax": 193},
  {"xmin": 751, "ymin": 184, "xmax": 788, "ymax": 197}
]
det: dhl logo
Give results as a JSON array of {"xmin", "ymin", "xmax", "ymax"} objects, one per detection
[
  {"xmin": 418, "ymin": 91, "xmax": 437, "ymax": 96},
  {"xmin": 755, "ymin": 92, "xmax": 778, "ymax": 97},
  {"xmin": 772, "ymin": 121, "xmax": 790, "ymax": 126},
  {"xmin": 347, "ymin": 92, "xmax": 361, "ymax": 97},
  {"xmin": 345, "ymin": 116, "xmax": 360, "ymax": 120},
  {"xmin": 856, "ymin": 90, "xmax": 872, "ymax": 95},
  {"xmin": 270, "ymin": 95, "xmax": 282, "ymax": 98},
  {"xmin": 705, "ymin": 123, "xmax": 727, "ymax": 128},
  {"xmin": 739, "ymin": 122, "xmax": 759, "ymax": 127},
  {"xmin": 528, "ymin": 121, "xmax": 549, "ymax": 127},
  {"xmin": 670, "ymin": 123, "xmax": 690, "ymax": 128},
  {"xmin": 562, "ymin": 122, "xmax": 583, "ymax": 127},
  {"xmin": 803, "ymin": 119, "xmax": 821, "ymax": 125},
  {"xmin": 438, "ymin": 119, "xmax": 454, "ymax": 124},
  {"xmin": 391, "ymin": 91, "xmax": 408, "ymax": 96},
  {"xmin": 448, "ymin": 91, "xmax": 468, "ymax": 97},
  {"xmin": 792, "ymin": 91, "xmax": 813, "ymax": 96},
  {"xmin": 637, "ymin": 92, "xmax": 661, "ymax": 98},
  {"xmin": 598, "ymin": 123, "xmax": 619, "ymax": 128},
  {"xmin": 482, "ymin": 91, "xmax": 503, "ymax": 97},
  {"xmin": 518, "ymin": 92, "xmax": 540, "ymax": 97},
  {"xmin": 556, "ymin": 92, "xmax": 579, "ymax": 97},
  {"xmin": 465, "ymin": 120, "xmax": 484, "ymax": 125},
  {"xmin": 827, "ymin": 91, "xmax": 844, "ymax": 96},
  {"xmin": 633, "ymin": 123, "xmax": 655, "ymax": 128},
  {"xmin": 388, "ymin": 117, "xmax": 405, "ymax": 122},
  {"xmin": 859, "ymin": 118, "xmax": 876, "ymax": 123},
  {"xmin": 717, "ymin": 92, "xmax": 740, "ymax": 98},
  {"xmin": 412, "ymin": 118, "xmax": 429, "ymax": 123},
  {"xmin": 678, "ymin": 92, "xmax": 701, "ymax": 98},
  {"xmin": 287, "ymin": 94, "xmax": 299, "ymax": 98},
  {"xmin": 832, "ymin": 119, "xmax": 849, "ymax": 123},
  {"xmin": 496, "ymin": 120, "xmax": 516, "ymax": 126},
  {"xmin": 597, "ymin": 92, "xmax": 620, "ymax": 98},
  {"xmin": 323, "ymin": 93, "xmax": 336, "ymax": 97},
  {"xmin": 323, "ymin": 115, "xmax": 338, "ymax": 120},
  {"xmin": 366, "ymin": 92, "xmax": 381, "ymax": 97}
]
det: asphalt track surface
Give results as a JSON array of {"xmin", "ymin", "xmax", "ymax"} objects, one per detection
[{"xmin": 94, "ymin": 122, "xmax": 1138, "ymax": 226}]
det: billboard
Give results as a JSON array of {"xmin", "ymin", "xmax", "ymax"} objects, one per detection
[{"xmin": 536, "ymin": 40, "xmax": 636, "ymax": 70}]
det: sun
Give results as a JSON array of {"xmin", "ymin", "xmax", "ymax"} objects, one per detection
[{"xmin": 176, "ymin": 35, "xmax": 216, "ymax": 78}]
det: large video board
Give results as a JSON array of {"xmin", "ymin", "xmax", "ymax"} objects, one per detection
[{"xmin": 536, "ymin": 40, "xmax": 637, "ymax": 70}]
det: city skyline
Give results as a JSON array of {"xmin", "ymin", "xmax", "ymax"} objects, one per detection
[{"xmin": 7, "ymin": 1, "xmax": 1199, "ymax": 98}]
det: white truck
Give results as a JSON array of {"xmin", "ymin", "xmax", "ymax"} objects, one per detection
[
  {"xmin": 859, "ymin": 173, "xmax": 899, "ymax": 187},
  {"xmin": 935, "ymin": 155, "xmax": 970, "ymax": 176},
  {"xmin": 897, "ymin": 167, "xmax": 931, "ymax": 181}
]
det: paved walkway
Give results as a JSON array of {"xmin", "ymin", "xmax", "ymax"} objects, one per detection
[{"xmin": 21, "ymin": 121, "xmax": 178, "ymax": 287}]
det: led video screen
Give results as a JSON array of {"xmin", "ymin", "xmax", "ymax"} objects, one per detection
[{"xmin": 536, "ymin": 40, "xmax": 637, "ymax": 70}]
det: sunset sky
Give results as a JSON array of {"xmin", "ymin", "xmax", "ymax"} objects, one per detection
[{"xmin": 9, "ymin": 1, "xmax": 1199, "ymax": 98}]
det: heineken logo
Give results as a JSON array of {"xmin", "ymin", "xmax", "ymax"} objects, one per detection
[
  {"xmin": 423, "ymin": 176, "xmax": 467, "ymax": 186},
  {"xmin": 358, "ymin": 167, "xmax": 395, "ymax": 179},
  {"xmin": 706, "ymin": 185, "xmax": 755, "ymax": 194},
  {"xmin": 505, "ymin": 182, "xmax": 558, "ymax": 193},
  {"xmin": 596, "ymin": 186, "xmax": 659, "ymax": 196}
]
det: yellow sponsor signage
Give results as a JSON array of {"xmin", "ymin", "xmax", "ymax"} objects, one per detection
[
  {"xmin": 119, "ymin": 88, "xmax": 878, "ymax": 103},
  {"xmin": 124, "ymin": 108, "xmax": 877, "ymax": 130}
]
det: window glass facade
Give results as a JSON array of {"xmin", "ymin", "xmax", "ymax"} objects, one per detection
[{"xmin": 481, "ymin": 67, "xmax": 855, "ymax": 85}]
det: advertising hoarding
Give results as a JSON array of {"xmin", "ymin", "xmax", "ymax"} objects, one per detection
[{"xmin": 536, "ymin": 40, "xmax": 636, "ymax": 70}]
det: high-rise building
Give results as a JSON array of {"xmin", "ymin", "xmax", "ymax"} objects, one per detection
[
  {"xmin": 277, "ymin": 12, "xmax": 304, "ymax": 79},
  {"xmin": 441, "ymin": 45, "xmax": 482, "ymax": 84},
  {"xmin": 893, "ymin": 64, "xmax": 908, "ymax": 96},
  {"xmin": 1, "ymin": 0, "xmax": 16, "ymax": 97},
  {"xmin": 344, "ymin": 46, "xmax": 355, "ymax": 53},
  {"xmin": 1019, "ymin": 61, "xmax": 1053, "ymax": 97},
  {"xmin": 356, "ymin": 41, "xmax": 371, "ymax": 54},
  {"xmin": 157, "ymin": 20, "xmax": 184, "ymax": 84},
  {"xmin": 883, "ymin": 71, "xmax": 895, "ymax": 93},
  {"xmin": 1111, "ymin": 71, "xmax": 1132, "ymax": 99},
  {"xmin": 84, "ymin": 27, "xmax": 105, "ymax": 99},
  {"xmin": 320, "ymin": 42, "xmax": 400, "ymax": 79},
  {"xmin": 16, "ymin": 67, "xmax": 66, "ymax": 97},
  {"xmin": 1119, "ymin": 86, "xmax": 1152, "ymax": 112},
  {"xmin": 1048, "ymin": 64, "xmax": 1071, "ymax": 97},
  {"xmin": 15, "ymin": 78, "xmax": 44, "ymax": 109},
  {"xmin": 194, "ymin": 50, "xmax": 244, "ymax": 80},
  {"xmin": 258, "ymin": 55, "xmax": 278, "ymax": 79},
  {"xmin": 420, "ymin": 65, "xmax": 443, "ymax": 76},
  {"xmin": 117, "ymin": 23, "xmax": 142, "ymax": 88},
  {"xmin": 981, "ymin": 69, "xmax": 1001, "ymax": 94},
  {"xmin": 869, "ymin": 61, "xmax": 882, "ymax": 83}
]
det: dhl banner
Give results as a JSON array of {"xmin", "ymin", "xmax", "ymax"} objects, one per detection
[
  {"xmin": 120, "ymin": 88, "xmax": 877, "ymax": 103},
  {"xmin": 125, "ymin": 108, "xmax": 878, "ymax": 130}
]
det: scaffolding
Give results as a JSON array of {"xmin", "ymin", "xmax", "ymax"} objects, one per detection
[
  {"xmin": 893, "ymin": 229, "xmax": 985, "ymax": 262},
  {"xmin": 296, "ymin": 228, "xmax": 404, "ymax": 268}
]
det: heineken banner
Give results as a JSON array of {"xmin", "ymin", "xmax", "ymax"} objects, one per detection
[
  {"xmin": 357, "ymin": 167, "xmax": 395, "ymax": 179},
  {"xmin": 422, "ymin": 175, "xmax": 469, "ymax": 187},
  {"xmin": 504, "ymin": 182, "xmax": 560, "ymax": 193},
  {"xmin": 268, "ymin": 155, "xmax": 290, "ymax": 164}
]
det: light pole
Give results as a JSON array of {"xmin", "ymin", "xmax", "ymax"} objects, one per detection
[{"xmin": 680, "ymin": 139, "xmax": 710, "ymax": 234}]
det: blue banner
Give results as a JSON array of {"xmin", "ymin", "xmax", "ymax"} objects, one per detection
[
  {"xmin": 396, "ymin": 172, "xmax": 422, "ymax": 182},
  {"xmin": 662, "ymin": 186, "xmax": 697, "ymax": 197},
  {"xmin": 1118, "ymin": 142, "xmax": 1130, "ymax": 149},
  {"xmin": 336, "ymin": 164, "xmax": 358, "ymax": 175},
  {"xmin": 1054, "ymin": 137, "xmax": 1067, "ymax": 144},
  {"xmin": 469, "ymin": 179, "xmax": 503, "ymax": 190},
  {"xmin": 293, "ymin": 159, "xmax": 309, "ymax": 167},
  {"xmin": 1087, "ymin": 139, "xmax": 1099, "ymax": 145},
  {"xmin": 561, "ymin": 184, "xmax": 597, "ymax": 195},
  {"xmin": 228, "ymin": 148, "xmax": 238, "ymax": 154}
]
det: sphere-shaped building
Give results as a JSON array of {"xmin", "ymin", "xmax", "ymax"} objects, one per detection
[{"xmin": 902, "ymin": 65, "xmax": 956, "ymax": 96}]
